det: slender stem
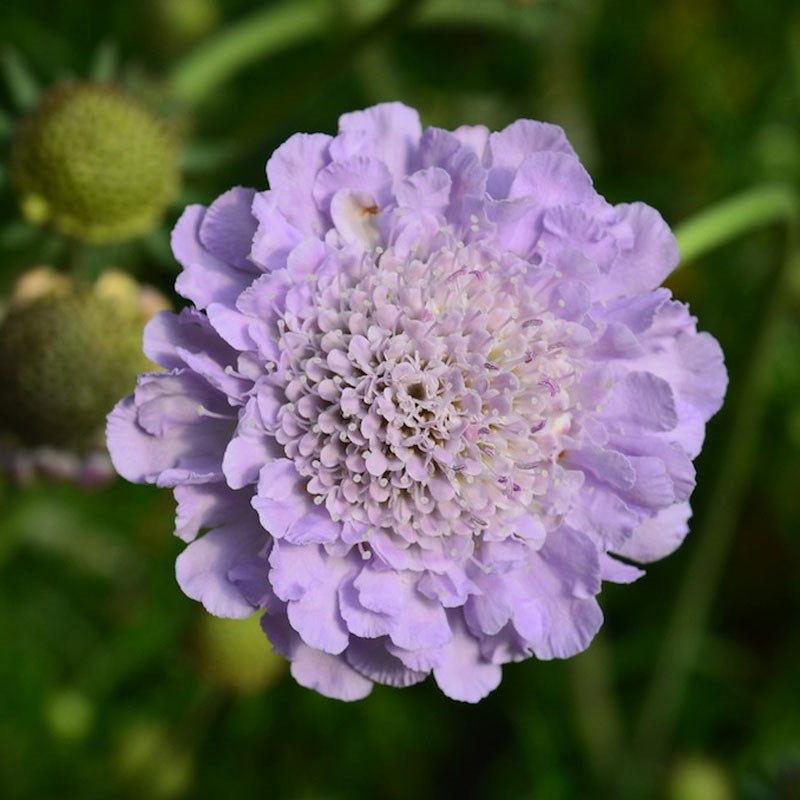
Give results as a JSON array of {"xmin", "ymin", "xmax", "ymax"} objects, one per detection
[
  {"xmin": 168, "ymin": 0, "xmax": 335, "ymax": 106},
  {"xmin": 675, "ymin": 183, "xmax": 799, "ymax": 264},
  {"xmin": 225, "ymin": 0, "xmax": 426, "ymax": 152},
  {"xmin": 569, "ymin": 633, "xmax": 623, "ymax": 790},
  {"xmin": 167, "ymin": 0, "xmax": 562, "ymax": 109},
  {"xmin": 622, "ymin": 186, "xmax": 800, "ymax": 796}
]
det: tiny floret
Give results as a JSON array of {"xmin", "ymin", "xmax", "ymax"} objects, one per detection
[{"xmin": 108, "ymin": 104, "xmax": 727, "ymax": 701}]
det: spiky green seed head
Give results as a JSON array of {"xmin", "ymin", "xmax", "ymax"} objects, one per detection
[
  {"xmin": 0, "ymin": 268, "xmax": 167, "ymax": 450},
  {"xmin": 11, "ymin": 83, "xmax": 180, "ymax": 244}
]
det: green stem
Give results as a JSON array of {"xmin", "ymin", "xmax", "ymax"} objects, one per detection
[
  {"xmin": 675, "ymin": 183, "xmax": 799, "ymax": 264},
  {"xmin": 622, "ymin": 185, "xmax": 800, "ymax": 796},
  {"xmin": 167, "ymin": 0, "xmax": 563, "ymax": 108},
  {"xmin": 168, "ymin": 0, "xmax": 335, "ymax": 106},
  {"xmin": 569, "ymin": 633, "xmax": 623, "ymax": 791}
]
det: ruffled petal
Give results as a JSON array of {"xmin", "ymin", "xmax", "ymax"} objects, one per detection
[
  {"xmin": 172, "ymin": 206, "xmax": 255, "ymax": 309},
  {"xmin": 174, "ymin": 482, "xmax": 250, "ymax": 542},
  {"xmin": 524, "ymin": 528, "xmax": 604, "ymax": 659},
  {"xmin": 175, "ymin": 515, "xmax": 266, "ymax": 617},
  {"xmin": 253, "ymin": 460, "xmax": 340, "ymax": 544},
  {"xmin": 249, "ymin": 191, "xmax": 303, "ymax": 271},
  {"xmin": 433, "ymin": 612, "xmax": 502, "ymax": 702},
  {"xmin": 266, "ymin": 133, "xmax": 332, "ymax": 236},
  {"xmin": 602, "ymin": 203, "xmax": 680, "ymax": 298},
  {"xmin": 290, "ymin": 644, "xmax": 373, "ymax": 701},
  {"xmin": 615, "ymin": 501, "xmax": 693, "ymax": 563},
  {"xmin": 107, "ymin": 372, "xmax": 234, "ymax": 487},
  {"xmin": 487, "ymin": 119, "xmax": 577, "ymax": 199},
  {"xmin": 332, "ymin": 102, "xmax": 422, "ymax": 181},
  {"xmin": 199, "ymin": 187, "xmax": 259, "ymax": 271},
  {"xmin": 345, "ymin": 637, "xmax": 428, "ymax": 687}
]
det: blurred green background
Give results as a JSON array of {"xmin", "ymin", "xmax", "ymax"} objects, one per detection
[{"xmin": 1, "ymin": 1, "xmax": 799, "ymax": 798}]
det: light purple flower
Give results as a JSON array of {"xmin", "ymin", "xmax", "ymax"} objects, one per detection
[{"xmin": 107, "ymin": 103, "xmax": 727, "ymax": 701}]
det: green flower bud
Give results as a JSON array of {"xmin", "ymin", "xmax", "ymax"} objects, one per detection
[
  {"xmin": 0, "ymin": 268, "xmax": 166, "ymax": 452},
  {"xmin": 11, "ymin": 83, "xmax": 180, "ymax": 244}
]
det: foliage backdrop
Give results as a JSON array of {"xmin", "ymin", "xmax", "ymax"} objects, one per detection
[{"xmin": 1, "ymin": 1, "xmax": 799, "ymax": 798}]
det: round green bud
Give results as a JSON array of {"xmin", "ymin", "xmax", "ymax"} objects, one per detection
[
  {"xmin": 0, "ymin": 269, "xmax": 165, "ymax": 450},
  {"xmin": 11, "ymin": 83, "xmax": 180, "ymax": 244}
]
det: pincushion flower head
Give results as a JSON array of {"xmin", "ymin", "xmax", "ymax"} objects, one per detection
[
  {"xmin": 11, "ymin": 82, "xmax": 179, "ymax": 244},
  {"xmin": 108, "ymin": 103, "xmax": 727, "ymax": 701}
]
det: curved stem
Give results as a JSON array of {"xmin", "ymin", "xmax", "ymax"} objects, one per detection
[
  {"xmin": 675, "ymin": 183, "xmax": 799, "ymax": 264},
  {"xmin": 167, "ymin": 0, "xmax": 563, "ymax": 108},
  {"xmin": 169, "ymin": 0, "xmax": 334, "ymax": 106},
  {"xmin": 623, "ymin": 185, "xmax": 800, "ymax": 796}
]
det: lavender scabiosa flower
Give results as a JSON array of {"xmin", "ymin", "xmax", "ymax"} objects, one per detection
[{"xmin": 107, "ymin": 103, "xmax": 727, "ymax": 701}]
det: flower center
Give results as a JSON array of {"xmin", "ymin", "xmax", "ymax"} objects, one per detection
[{"xmin": 272, "ymin": 244, "xmax": 580, "ymax": 548}]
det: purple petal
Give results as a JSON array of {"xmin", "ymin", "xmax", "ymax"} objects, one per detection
[
  {"xmin": 603, "ymin": 203, "xmax": 680, "ymax": 297},
  {"xmin": 623, "ymin": 456, "xmax": 676, "ymax": 510},
  {"xmin": 175, "ymin": 515, "xmax": 265, "ymax": 618},
  {"xmin": 143, "ymin": 309, "xmax": 247, "ymax": 401},
  {"xmin": 107, "ymin": 373, "xmax": 234, "ymax": 487},
  {"xmin": 508, "ymin": 152, "xmax": 593, "ymax": 206},
  {"xmin": 395, "ymin": 167, "xmax": 452, "ymax": 214},
  {"xmin": 312, "ymin": 155, "xmax": 393, "ymax": 216},
  {"xmin": 486, "ymin": 119, "xmax": 577, "ymax": 198},
  {"xmin": 253, "ymin": 460, "xmax": 340, "ymax": 544},
  {"xmin": 599, "ymin": 553, "xmax": 645, "ymax": 584},
  {"xmin": 345, "ymin": 637, "xmax": 428, "ymax": 687},
  {"xmin": 172, "ymin": 206, "xmax": 254, "ymax": 309},
  {"xmin": 271, "ymin": 544, "xmax": 354, "ymax": 653},
  {"xmin": 564, "ymin": 446, "xmax": 636, "ymax": 492},
  {"xmin": 413, "ymin": 127, "xmax": 486, "ymax": 222},
  {"xmin": 222, "ymin": 397, "xmax": 281, "ymax": 489},
  {"xmin": 432, "ymin": 612, "xmax": 502, "ymax": 702},
  {"xmin": 332, "ymin": 102, "xmax": 422, "ymax": 180},
  {"xmin": 249, "ymin": 191, "xmax": 303, "ymax": 271},
  {"xmin": 229, "ymin": 551, "xmax": 274, "ymax": 610},
  {"xmin": 199, "ymin": 187, "xmax": 259, "ymax": 271},
  {"xmin": 487, "ymin": 197, "xmax": 547, "ymax": 258},
  {"xmin": 602, "ymin": 371, "xmax": 678, "ymax": 433},
  {"xmin": 349, "ymin": 567, "xmax": 453, "ymax": 650},
  {"xmin": 338, "ymin": 578, "xmax": 392, "ymax": 639},
  {"xmin": 525, "ymin": 527, "xmax": 604, "ymax": 659},
  {"xmin": 540, "ymin": 205, "xmax": 618, "ymax": 271},
  {"xmin": 174, "ymin": 482, "xmax": 250, "ymax": 542},
  {"xmin": 603, "ymin": 288, "xmax": 671, "ymax": 334},
  {"xmin": 266, "ymin": 132, "xmax": 332, "ymax": 236},
  {"xmin": 615, "ymin": 502, "xmax": 693, "ymax": 563},
  {"xmin": 452, "ymin": 124, "xmax": 490, "ymax": 162},
  {"xmin": 464, "ymin": 589, "xmax": 513, "ymax": 636},
  {"xmin": 290, "ymin": 644, "xmax": 373, "ymax": 701},
  {"xmin": 287, "ymin": 581, "xmax": 350, "ymax": 655}
]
